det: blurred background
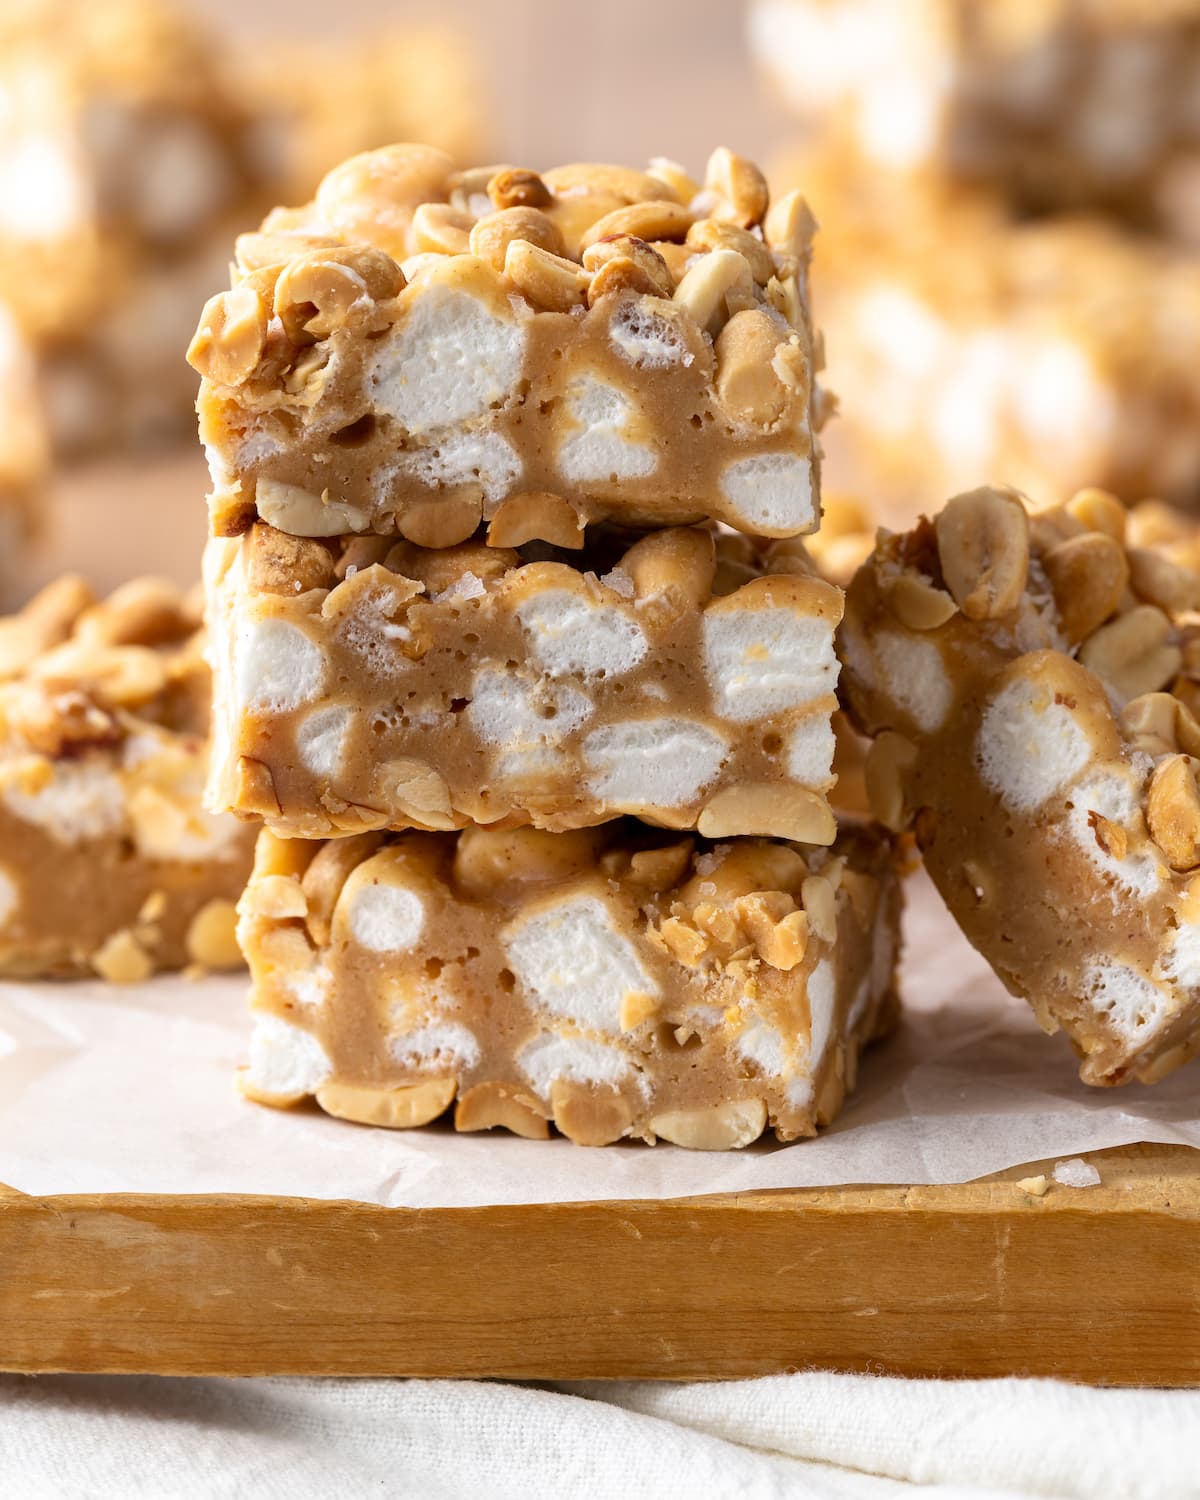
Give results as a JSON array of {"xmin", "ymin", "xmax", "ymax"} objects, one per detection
[{"xmin": 2, "ymin": 0, "xmax": 1198, "ymax": 603}]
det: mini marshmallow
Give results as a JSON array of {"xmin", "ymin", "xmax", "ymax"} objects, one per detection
[
  {"xmin": 2, "ymin": 759, "xmax": 126, "ymax": 845},
  {"xmin": 583, "ymin": 718, "xmax": 728, "ymax": 808},
  {"xmin": 236, "ymin": 616, "xmax": 325, "ymax": 715},
  {"xmin": 720, "ymin": 452, "xmax": 814, "ymax": 533},
  {"xmin": 517, "ymin": 1031, "xmax": 638, "ymax": 1098},
  {"xmin": 517, "ymin": 590, "xmax": 648, "ymax": 679},
  {"xmin": 467, "ymin": 667, "xmax": 592, "ymax": 749},
  {"xmin": 704, "ymin": 608, "xmax": 837, "ymax": 722},
  {"xmin": 246, "ymin": 1013, "xmax": 333, "ymax": 1099},
  {"xmin": 367, "ymin": 278, "xmax": 525, "ymax": 434},
  {"xmin": 976, "ymin": 674, "xmax": 1094, "ymax": 814},
  {"xmin": 871, "ymin": 630, "xmax": 952, "ymax": 734},
  {"xmin": 558, "ymin": 376, "xmax": 656, "ymax": 484},
  {"xmin": 296, "ymin": 704, "xmax": 353, "ymax": 781},
  {"xmin": 392, "ymin": 1020, "xmax": 481, "ymax": 1072},
  {"xmin": 505, "ymin": 895, "xmax": 657, "ymax": 1034},
  {"xmin": 350, "ymin": 881, "xmax": 426, "ymax": 953}
]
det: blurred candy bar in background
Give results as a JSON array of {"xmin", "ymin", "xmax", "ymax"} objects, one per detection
[
  {"xmin": 0, "ymin": 0, "xmax": 266, "ymax": 459},
  {"xmin": 750, "ymin": 0, "xmax": 1200, "ymax": 523},
  {"xmin": 749, "ymin": 0, "xmax": 1200, "ymax": 243},
  {"xmin": 0, "ymin": 305, "xmax": 49, "ymax": 602}
]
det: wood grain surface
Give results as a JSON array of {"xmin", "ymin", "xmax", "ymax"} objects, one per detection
[{"xmin": 2, "ymin": 1143, "xmax": 1196, "ymax": 1383}]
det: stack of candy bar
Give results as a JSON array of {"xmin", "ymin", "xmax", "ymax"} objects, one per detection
[{"xmin": 189, "ymin": 143, "xmax": 904, "ymax": 1148}]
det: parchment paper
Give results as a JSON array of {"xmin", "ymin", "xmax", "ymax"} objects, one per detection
[{"xmin": 2, "ymin": 872, "xmax": 1197, "ymax": 1206}]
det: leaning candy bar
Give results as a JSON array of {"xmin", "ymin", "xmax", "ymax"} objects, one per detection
[
  {"xmin": 841, "ymin": 485, "xmax": 1200, "ymax": 1085},
  {"xmin": 237, "ymin": 822, "xmax": 901, "ymax": 1147},
  {"xmin": 204, "ymin": 522, "xmax": 842, "ymax": 843},
  {"xmin": 189, "ymin": 144, "xmax": 824, "ymax": 544},
  {"xmin": 0, "ymin": 576, "xmax": 256, "ymax": 978}
]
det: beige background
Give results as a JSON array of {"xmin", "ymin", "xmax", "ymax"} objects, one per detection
[{"xmin": 196, "ymin": 0, "xmax": 789, "ymax": 169}]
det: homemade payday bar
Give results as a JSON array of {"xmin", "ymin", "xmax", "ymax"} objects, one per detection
[
  {"xmin": 749, "ymin": 0, "xmax": 1200, "ymax": 238},
  {"xmin": 841, "ymin": 485, "xmax": 1200, "ymax": 1086},
  {"xmin": 204, "ymin": 522, "xmax": 842, "ymax": 843},
  {"xmin": 0, "ymin": 575, "xmax": 256, "ymax": 978},
  {"xmin": 190, "ymin": 144, "xmax": 824, "ymax": 543},
  {"xmin": 0, "ymin": 0, "xmax": 268, "ymax": 454},
  {"xmin": 237, "ymin": 821, "xmax": 901, "ymax": 1147}
]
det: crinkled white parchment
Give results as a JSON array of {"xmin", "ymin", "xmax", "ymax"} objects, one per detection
[{"xmin": 1, "ymin": 872, "xmax": 1197, "ymax": 1206}]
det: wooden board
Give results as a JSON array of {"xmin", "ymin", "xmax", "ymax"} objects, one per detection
[{"xmin": 2, "ymin": 1142, "xmax": 1196, "ymax": 1384}]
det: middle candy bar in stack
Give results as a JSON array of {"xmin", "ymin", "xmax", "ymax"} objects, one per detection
[{"xmin": 191, "ymin": 143, "xmax": 902, "ymax": 1148}]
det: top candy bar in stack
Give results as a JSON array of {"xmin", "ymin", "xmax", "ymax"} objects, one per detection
[{"xmin": 190, "ymin": 144, "xmax": 824, "ymax": 546}]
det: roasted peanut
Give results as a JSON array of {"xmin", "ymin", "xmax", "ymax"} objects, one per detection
[
  {"xmin": 579, "ymin": 200, "xmax": 693, "ymax": 251},
  {"xmin": 1042, "ymin": 531, "xmax": 1129, "ymax": 643},
  {"xmin": 486, "ymin": 167, "xmax": 552, "ymax": 210},
  {"xmin": 673, "ymin": 248, "xmax": 756, "ymax": 335},
  {"xmin": 703, "ymin": 148, "xmax": 769, "ymax": 228},
  {"xmin": 486, "ymin": 492, "xmax": 584, "ymax": 549},
  {"xmin": 468, "ymin": 207, "xmax": 565, "ymax": 272},
  {"xmin": 714, "ymin": 309, "xmax": 791, "ymax": 426},
  {"xmin": 935, "ymin": 487, "xmax": 1030, "ymax": 620},
  {"xmin": 621, "ymin": 527, "xmax": 717, "ymax": 606},
  {"xmin": 503, "ymin": 238, "xmax": 590, "ymax": 311},
  {"xmin": 649, "ymin": 1099, "xmax": 767, "ymax": 1150},
  {"xmin": 187, "ymin": 285, "xmax": 267, "ymax": 385},
  {"xmin": 686, "ymin": 217, "xmax": 775, "ymax": 284},
  {"xmin": 581, "ymin": 235, "xmax": 673, "ymax": 301},
  {"xmin": 1147, "ymin": 754, "xmax": 1200, "ymax": 870},
  {"xmin": 1079, "ymin": 605, "xmax": 1181, "ymax": 701}
]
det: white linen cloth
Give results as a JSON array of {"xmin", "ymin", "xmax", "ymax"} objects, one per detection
[{"xmin": 3, "ymin": 1371, "xmax": 1197, "ymax": 1499}]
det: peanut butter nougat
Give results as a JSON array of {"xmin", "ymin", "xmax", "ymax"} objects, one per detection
[
  {"xmin": 0, "ymin": 576, "xmax": 256, "ymax": 979},
  {"xmin": 204, "ymin": 522, "xmax": 842, "ymax": 843},
  {"xmin": 841, "ymin": 485, "xmax": 1200, "ymax": 1085},
  {"xmin": 237, "ymin": 822, "xmax": 901, "ymax": 1148},
  {"xmin": 189, "ymin": 144, "xmax": 824, "ymax": 544},
  {"xmin": 750, "ymin": 0, "xmax": 1200, "ymax": 237}
]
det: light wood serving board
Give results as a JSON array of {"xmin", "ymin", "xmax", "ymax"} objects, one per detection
[{"xmin": 2, "ymin": 1142, "xmax": 1196, "ymax": 1384}]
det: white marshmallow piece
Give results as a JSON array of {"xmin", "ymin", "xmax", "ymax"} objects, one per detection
[
  {"xmin": 517, "ymin": 590, "xmax": 647, "ymax": 679},
  {"xmin": 0, "ymin": 866, "xmax": 17, "ymax": 930},
  {"xmin": 296, "ymin": 704, "xmax": 353, "ymax": 781},
  {"xmin": 558, "ymin": 376, "xmax": 656, "ymax": 484},
  {"xmin": 704, "ymin": 608, "xmax": 837, "ymax": 723},
  {"xmin": 786, "ymin": 713, "xmax": 837, "ymax": 785},
  {"xmin": 236, "ymin": 617, "xmax": 325, "ymax": 715},
  {"xmin": 467, "ymin": 668, "xmax": 592, "ymax": 749},
  {"xmin": 246, "ymin": 1014, "xmax": 332, "ymax": 1100},
  {"xmin": 350, "ymin": 882, "xmax": 426, "ymax": 953},
  {"xmin": 1082, "ymin": 960, "xmax": 1174, "ymax": 1043},
  {"xmin": 720, "ymin": 453, "xmax": 814, "ymax": 534},
  {"xmin": 871, "ymin": 630, "xmax": 953, "ymax": 734},
  {"xmin": 392, "ymin": 1021, "xmax": 480, "ymax": 1073},
  {"xmin": 2, "ymin": 760, "xmax": 125, "ymax": 845},
  {"xmin": 976, "ymin": 675, "xmax": 1093, "ymax": 813},
  {"xmin": 517, "ymin": 1032, "xmax": 637, "ymax": 1097},
  {"xmin": 366, "ymin": 280, "xmax": 525, "ymax": 435},
  {"xmin": 583, "ymin": 719, "xmax": 728, "ymax": 809},
  {"xmin": 505, "ymin": 896, "xmax": 657, "ymax": 1034}
]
